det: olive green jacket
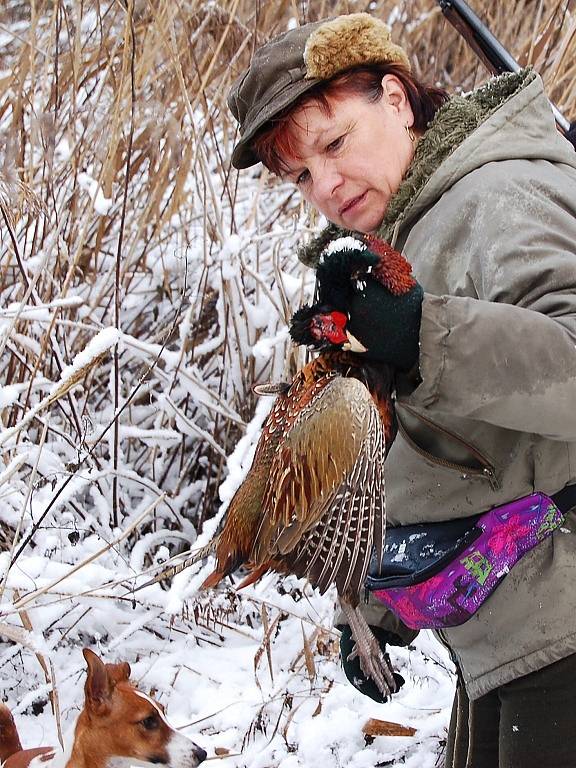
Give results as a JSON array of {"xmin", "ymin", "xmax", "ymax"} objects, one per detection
[{"xmin": 316, "ymin": 69, "xmax": 576, "ymax": 699}]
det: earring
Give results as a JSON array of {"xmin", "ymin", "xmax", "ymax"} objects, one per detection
[{"xmin": 405, "ymin": 124, "xmax": 416, "ymax": 142}]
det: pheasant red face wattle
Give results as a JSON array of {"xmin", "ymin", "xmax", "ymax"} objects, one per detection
[{"xmin": 310, "ymin": 311, "xmax": 348, "ymax": 345}]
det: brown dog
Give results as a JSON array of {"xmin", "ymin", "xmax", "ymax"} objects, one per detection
[{"xmin": 0, "ymin": 649, "xmax": 206, "ymax": 768}]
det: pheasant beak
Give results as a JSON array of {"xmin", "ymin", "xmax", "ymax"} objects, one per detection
[{"xmin": 343, "ymin": 331, "xmax": 368, "ymax": 353}]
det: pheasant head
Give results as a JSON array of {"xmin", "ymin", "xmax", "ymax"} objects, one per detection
[{"xmin": 289, "ymin": 305, "xmax": 368, "ymax": 352}]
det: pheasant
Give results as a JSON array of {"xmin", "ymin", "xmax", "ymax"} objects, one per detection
[
  {"xmin": 139, "ymin": 351, "xmax": 396, "ymax": 693},
  {"xmin": 142, "ymin": 237, "xmax": 420, "ymax": 697}
]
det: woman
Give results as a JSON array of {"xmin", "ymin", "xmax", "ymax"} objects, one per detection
[{"xmin": 228, "ymin": 13, "xmax": 576, "ymax": 768}]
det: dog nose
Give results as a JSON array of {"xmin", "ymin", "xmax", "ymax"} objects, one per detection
[{"xmin": 194, "ymin": 745, "xmax": 207, "ymax": 764}]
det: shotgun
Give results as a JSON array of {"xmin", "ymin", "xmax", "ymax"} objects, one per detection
[{"xmin": 437, "ymin": 0, "xmax": 576, "ymax": 145}]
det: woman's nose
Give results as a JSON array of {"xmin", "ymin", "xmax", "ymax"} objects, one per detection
[{"xmin": 313, "ymin": 164, "xmax": 344, "ymax": 202}]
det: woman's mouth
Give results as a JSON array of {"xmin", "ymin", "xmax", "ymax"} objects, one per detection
[{"xmin": 339, "ymin": 192, "xmax": 367, "ymax": 218}]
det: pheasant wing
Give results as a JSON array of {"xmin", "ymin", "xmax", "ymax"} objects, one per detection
[
  {"xmin": 292, "ymin": 386, "xmax": 387, "ymax": 597},
  {"xmin": 253, "ymin": 376, "xmax": 387, "ymax": 598}
]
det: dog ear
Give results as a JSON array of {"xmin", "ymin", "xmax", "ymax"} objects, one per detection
[
  {"xmin": 83, "ymin": 648, "xmax": 113, "ymax": 716},
  {"xmin": 106, "ymin": 661, "xmax": 131, "ymax": 685}
]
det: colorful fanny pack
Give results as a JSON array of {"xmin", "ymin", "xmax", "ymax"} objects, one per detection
[{"xmin": 365, "ymin": 489, "xmax": 574, "ymax": 630}]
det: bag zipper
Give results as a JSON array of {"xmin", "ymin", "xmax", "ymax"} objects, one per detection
[{"xmin": 397, "ymin": 405, "xmax": 501, "ymax": 491}]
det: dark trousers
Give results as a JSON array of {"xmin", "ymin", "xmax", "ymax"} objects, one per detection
[{"xmin": 445, "ymin": 653, "xmax": 576, "ymax": 768}]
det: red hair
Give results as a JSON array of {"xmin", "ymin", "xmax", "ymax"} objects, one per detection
[{"xmin": 252, "ymin": 64, "xmax": 449, "ymax": 176}]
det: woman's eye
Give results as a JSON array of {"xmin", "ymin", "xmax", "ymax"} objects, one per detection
[
  {"xmin": 139, "ymin": 715, "xmax": 160, "ymax": 730},
  {"xmin": 327, "ymin": 135, "xmax": 344, "ymax": 152},
  {"xmin": 296, "ymin": 169, "xmax": 310, "ymax": 186}
]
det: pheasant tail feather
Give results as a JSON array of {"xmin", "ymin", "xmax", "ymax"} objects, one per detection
[{"xmin": 136, "ymin": 539, "xmax": 217, "ymax": 590}]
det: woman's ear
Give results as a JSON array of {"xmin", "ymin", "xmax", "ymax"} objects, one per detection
[{"xmin": 380, "ymin": 74, "xmax": 410, "ymax": 113}]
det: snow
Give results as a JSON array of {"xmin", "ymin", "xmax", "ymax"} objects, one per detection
[
  {"xmin": 0, "ymin": 535, "xmax": 454, "ymax": 768},
  {"xmin": 0, "ymin": 385, "xmax": 23, "ymax": 408},
  {"xmin": 2, "ymin": 359, "xmax": 454, "ymax": 765},
  {"xmin": 1, "ymin": 297, "xmax": 84, "ymax": 320},
  {"xmin": 77, "ymin": 172, "xmax": 113, "ymax": 216},
  {"xmin": 252, "ymin": 327, "xmax": 291, "ymax": 363},
  {"xmin": 54, "ymin": 327, "xmax": 120, "ymax": 388},
  {"xmin": 322, "ymin": 236, "xmax": 367, "ymax": 256},
  {"xmin": 0, "ymin": 328, "xmax": 120, "ymax": 450}
]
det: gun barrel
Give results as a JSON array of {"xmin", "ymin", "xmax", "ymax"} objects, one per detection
[
  {"xmin": 439, "ymin": 0, "xmax": 519, "ymax": 74},
  {"xmin": 550, "ymin": 103, "xmax": 572, "ymax": 135},
  {"xmin": 439, "ymin": 0, "xmax": 571, "ymax": 135}
]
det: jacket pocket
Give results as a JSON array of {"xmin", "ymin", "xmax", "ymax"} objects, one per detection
[{"xmin": 396, "ymin": 404, "xmax": 500, "ymax": 491}]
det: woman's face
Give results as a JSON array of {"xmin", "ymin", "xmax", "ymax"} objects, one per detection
[{"xmin": 280, "ymin": 76, "xmax": 417, "ymax": 234}]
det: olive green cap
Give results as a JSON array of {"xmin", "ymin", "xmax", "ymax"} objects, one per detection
[
  {"xmin": 228, "ymin": 14, "xmax": 410, "ymax": 170},
  {"xmin": 228, "ymin": 21, "xmax": 325, "ymax": 169}
]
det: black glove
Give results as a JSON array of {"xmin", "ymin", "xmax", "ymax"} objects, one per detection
[
  {"xmin": 345, "ymin": 270, "xmax": 423, "ymax": 372},
  {"xmin": 337, "ymin": 624, "xmax": 406, "ymax": 703}
]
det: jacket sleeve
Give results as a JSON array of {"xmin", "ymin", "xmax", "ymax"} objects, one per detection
[{"xmin": 407, "ymin": 161, "xmax": 576, "ymax": 440}]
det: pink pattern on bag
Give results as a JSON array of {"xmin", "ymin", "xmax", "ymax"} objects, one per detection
[{"xmin": 371, "ymin": 493, "xmax": 564, "ymax": 629}]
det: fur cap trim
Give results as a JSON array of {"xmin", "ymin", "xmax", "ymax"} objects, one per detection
[{"xmin": 304, "ymin": 13, "xmax": 410, "ymax": 80}]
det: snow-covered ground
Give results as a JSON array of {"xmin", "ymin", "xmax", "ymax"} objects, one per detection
[
  {"xmin": 1, "ymin": 551, "xmax": 454, "ymax": 767},
  {"xmin": 1, "ymin": 377, "xmax": 454, "ymax": 765},
  {"xmin": 1, "ymin": 387, "xmax": 454, "ymax": 766}
]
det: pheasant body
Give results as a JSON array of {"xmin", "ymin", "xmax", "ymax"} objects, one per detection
[
  {"xmin": 201, "ymin": 351, "xmax": 393, "ymax": 601},
  {"xmin": 252, "ymin": 370, "xmax": 386, "ymax": 599},
  {"xmin": 203, "ymin": 361, "xmax": 341, "ymax": 587}
]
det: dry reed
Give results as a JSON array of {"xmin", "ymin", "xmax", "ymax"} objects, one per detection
[{"xmin": 2, "ymin": 0, "xmax": 574, "ymax": 562}]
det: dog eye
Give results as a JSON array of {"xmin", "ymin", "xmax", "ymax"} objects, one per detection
[{"xmin": 139, "ymin": 714, "xmax": 160, "ymax": 730}]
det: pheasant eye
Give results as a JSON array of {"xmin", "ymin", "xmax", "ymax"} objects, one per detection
[{"xmin": 310, "ymin": 317, "xmax": 326, "ymax": 341}]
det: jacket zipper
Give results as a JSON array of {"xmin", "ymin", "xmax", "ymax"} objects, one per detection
[{"xmin": 397, "ymin": 405, "xmax": 501, "ymax": 491}]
